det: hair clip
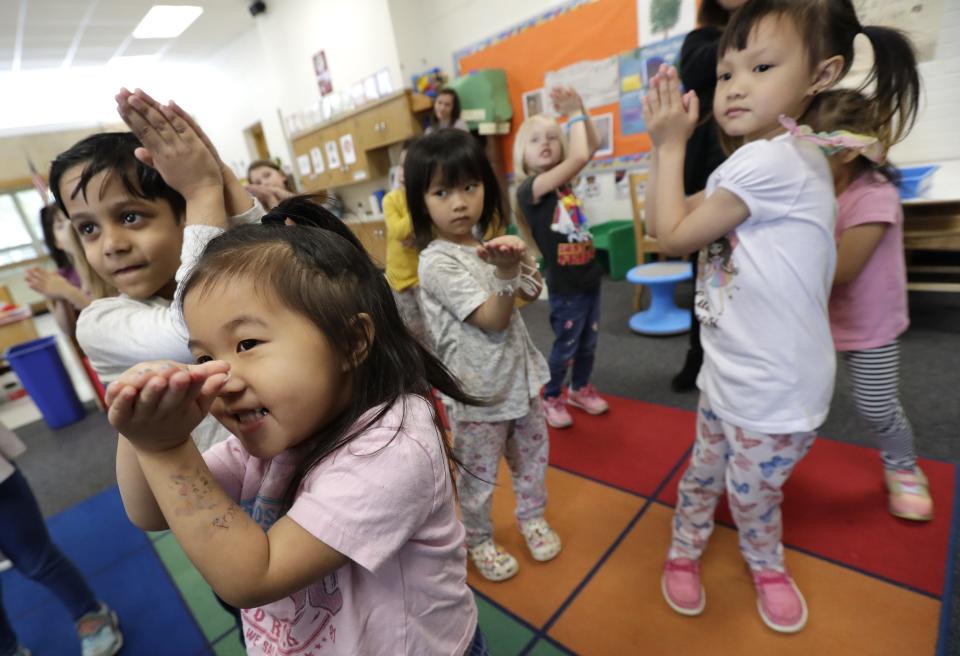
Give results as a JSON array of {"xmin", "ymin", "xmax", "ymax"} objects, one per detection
[{"xmin": 779, "ymin": 115, "xmax": 884, "ymax": 164}]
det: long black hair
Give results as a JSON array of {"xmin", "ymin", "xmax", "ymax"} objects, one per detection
[
  {"xmin": 49, "ymin": 132, "xmax": 186, "ymax": 220},
  {"xmin": 404, "ymin": 128, "xmax": 506, "ymax": 251},
  {"xmin": 181, "ymin": 219, "xmax": 477, "ymax": 510},
  {"xmin": 720, "ymin": 0, "xmax": 921, "ymax": 145},
  {"xmin": 39, "ymin": 204, "xmax": 71, "ymax": 269}
]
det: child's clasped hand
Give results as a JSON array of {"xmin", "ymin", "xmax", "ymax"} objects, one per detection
[
  {"xmin": 106, "ymin": 360, "xmax": 230, "ymax": 452},
  {"xmin": 643, "ymin": 64, "xmax": 699, "ymax": 148}
]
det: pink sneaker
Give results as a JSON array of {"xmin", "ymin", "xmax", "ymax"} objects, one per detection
[
  {"xmin": 751, "ymin": 569, "xmax": 807, "ymax": 633},
  {"xmin": 661, "ymin": 558, "xmax": 705, "ymax": 616},
  {"xmin": 543, "ymin": 396, "xmax": 573, "ymax": 428},
  {"xmin": 885, "ymin": 467, "xmax": 933, "ymax": 521},
  {"xmin": 567, "ymin": 385, "xmax": 609, "ymax": 415}
]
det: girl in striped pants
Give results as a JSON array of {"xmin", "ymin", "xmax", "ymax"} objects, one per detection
[{"xmin": 820, "ymin": 90, "xmax": 932, "ymax": 522}]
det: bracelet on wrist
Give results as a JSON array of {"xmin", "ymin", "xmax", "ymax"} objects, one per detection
[
  {"xmin": 567, "ymin": 114, "xmax": 587, "ymax": 128},
  {"xmin": 492, "ymin": 272, "xmax": 520, "ymax": 296}
]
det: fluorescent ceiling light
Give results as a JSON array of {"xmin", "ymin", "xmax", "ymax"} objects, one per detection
[{"xmin": 133, "ymin": 5, "xmax": 203, "ymax": 39}]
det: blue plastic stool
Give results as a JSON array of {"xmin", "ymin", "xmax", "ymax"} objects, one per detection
[
  {"xmin": 6, "ymin": 336, "xmax": 85, "ymax": 429},
  {"xmin": 626, "ymin": 262, "xmax": 693, "ymax": 335}
]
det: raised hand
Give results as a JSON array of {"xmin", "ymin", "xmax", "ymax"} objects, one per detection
[
  {"xmin": 106, "ymin": 360, "xmax": 230, "ymax": 453},
  {"xmin": 116, "ymin": 88, "xmax": 223, "ymax": 201},
  {"xmin": 245, "ymin": 183, "xmax": 295, "ymax": 211},
  {"xmin": 25, "ymin": 268, "xmax": 73, "ymax": 300},
  {"xmin": 643, "ymin": 65, "xmax": 698, "ymax": 149},
  {"xmin": 550, "ymin": 86, "xmax": 585, "ymax": 118}
]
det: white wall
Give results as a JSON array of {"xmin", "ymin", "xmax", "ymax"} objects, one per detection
[
  {"xmin": 890, "ymin": 2, "xmax": 960, "ymax": 164},
  {"xmin": 192, "ymin": 0, "xmax": 404, "ymax": 179}
]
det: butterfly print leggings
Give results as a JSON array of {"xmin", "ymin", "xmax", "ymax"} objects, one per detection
[
  {"xmin": 668, "ymin": 393, "xmax": 816, "ymax": 571},
  {"xmin": 450, "ymin": 398, "xmax": 550, "ymax": 548}
]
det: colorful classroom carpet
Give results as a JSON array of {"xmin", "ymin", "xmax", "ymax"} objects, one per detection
[{"xmin": 2, "ymin": 394, "xmax": 954, "ymax": 655}]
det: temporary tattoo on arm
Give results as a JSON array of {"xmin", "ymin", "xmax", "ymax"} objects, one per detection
[{"xmin": 169, "ymin": 467, "xmax": 239, "ymax": 528}]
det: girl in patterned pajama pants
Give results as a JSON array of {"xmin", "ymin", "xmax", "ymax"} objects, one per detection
[
  {"xmin": 668, "ymin": 395, "xmax": 816, "ymax": 571},
  {"xmin": 451, "ymin": 399, "xmax": 550, "ymax": 550}
]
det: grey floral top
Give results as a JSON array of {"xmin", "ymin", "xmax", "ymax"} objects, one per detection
[{"xmin": 418, "ymin": 239, "xmax": 549, "ymax": 422}]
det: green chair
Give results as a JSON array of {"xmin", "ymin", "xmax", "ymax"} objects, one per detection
[{"xmin": 590, "ymin": 220, "xmax": 637, "ymax": 280}]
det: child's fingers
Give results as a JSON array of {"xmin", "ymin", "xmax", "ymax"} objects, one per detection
[
  {"xmin": 137, "ymin": 375, "xmax": 169, "ymax": 415},
  {"xmin": 154, "ymin": 370, "xmax": 192, "ymax": 415},
  {"xmin": 107, "ymin": 386, "xmax": 137, "ymax": 429},
  {"xmin": 188, "ymin": 360, "xmax": 230, "ymax": 380},
  {"xmin": 196, "ymin": 373, "xmax": 229, "ymax": 413},
  {"xmin": 125, "ymin": 94, "xmax": 177, "ymax": 147},
  {"xmin": 168, "ymin": 100, "xmax": 220, "ymax": 160}
]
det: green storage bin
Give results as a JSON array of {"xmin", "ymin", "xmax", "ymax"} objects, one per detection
[{"xmin": 591, "ymin": 220, "xmax": 636, "ymax": 280}]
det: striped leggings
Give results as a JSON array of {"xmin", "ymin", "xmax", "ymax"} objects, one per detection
[{"xmin": 840, "ymin": 340, "xmax": 917, "ymax": 471}]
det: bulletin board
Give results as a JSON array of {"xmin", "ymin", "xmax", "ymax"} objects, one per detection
[{"xmin": 457, "ymin": 0, "xmax": 651, "ymax": 175}]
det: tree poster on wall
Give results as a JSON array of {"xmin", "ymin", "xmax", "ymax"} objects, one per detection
[{"xmin": 637, "ymin": 0, "xmax": 695, "ymax": 46}]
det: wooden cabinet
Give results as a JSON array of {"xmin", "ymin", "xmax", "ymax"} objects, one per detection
[
  {"xmin": 291, "ymin": 91, "xmax": 429, "ymax": 192},
  {"xmin": 346, "ymin": 220, "xmax": 386, "ymax": 268}
]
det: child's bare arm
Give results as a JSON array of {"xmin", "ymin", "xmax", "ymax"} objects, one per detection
[
  {"xmin": 116, "ymin": 88, "xmax": 226, "ymax": 229},
  {"xmin": 834, "ymin": 223, "xmax": 888, "ymax": 285},
  {"xmin": 108, "ymin": 362, "xmax": 349, "ymax": 608},
  {"xmin": 531, "ymin": 87, "xmax": 596, "ymax": 202},
  {"xmin": 116, "ymin": 435, "xmax": 167, "ymax": 530},
  {"xmin": 466, "ymin": 236, "xmax": 527, "ymax": 332},
  {"xmin": 644, "ymin": 67, "xmax": 748, "ymax": 254}
]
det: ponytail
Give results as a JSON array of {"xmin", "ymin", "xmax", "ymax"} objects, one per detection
[{"xmin": 859, "ymin": 25, "xmax": 921, "ymax": 146}]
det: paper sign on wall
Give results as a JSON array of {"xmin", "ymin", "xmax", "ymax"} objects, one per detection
[
  {"xmin": 340, "ymin": 133, "xmax": 357, "ymax": 166},
  {"xmin": 544, "ymin": 57, "xmax": 619, "ymax": 110},
  {"xmin": 297, "ymin": 154, "xmax": 312, "ymax": 176},
  {"xmin": 325, "ymin": 141, "xmax": 341, "ymax": 169},
  {"xmin": 619, "ymin": 34, "xmax": 686, "ymax": 135},
  {"xmin": 310, "ymin": 147, "xmax": 325, "ymax": 174}
]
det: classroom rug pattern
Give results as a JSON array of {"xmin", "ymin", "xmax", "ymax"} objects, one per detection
[{"xmin": 2, "ymin": 394, "xmax": 954, "ymax": 655}]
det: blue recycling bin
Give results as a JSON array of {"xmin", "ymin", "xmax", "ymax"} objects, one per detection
[{"xmin": 6, "ymin": 336, "xmax": 85, "ymax": 429}]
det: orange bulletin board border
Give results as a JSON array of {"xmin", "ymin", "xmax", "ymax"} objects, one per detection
[{"xmin": 457, "ymin": 0, "xmax": 654, "ymax": 175}]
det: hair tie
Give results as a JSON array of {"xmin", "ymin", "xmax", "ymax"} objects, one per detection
[{"xmin": 779, "ymin": 115, "xmax": 884, "ymax": 164}]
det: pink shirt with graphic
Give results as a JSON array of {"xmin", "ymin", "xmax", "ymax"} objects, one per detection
[
  {"xmin": 829, "ymin": 172, "xmax": 909, "ymax": 351},
  {"xmin": 203, "ymin": 395, "xmax": 477, "ymax": 656}
]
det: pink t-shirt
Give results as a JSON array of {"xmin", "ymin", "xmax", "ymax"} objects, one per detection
[
  {"xmin": 829, "ymin": 172, "xmax": 909, "ymax": 351},
  {"xmin": 203, "ymin": 395, "xmax": 477, "ymax": 656}
]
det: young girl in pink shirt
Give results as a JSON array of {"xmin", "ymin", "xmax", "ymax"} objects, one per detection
[
  {"xmin": 109, "ymin": 213, "xmax": 485, "ymax": 654},
  {"xmin": 809, "ymin": 89, "xmax": 931, "ymax": 522}
]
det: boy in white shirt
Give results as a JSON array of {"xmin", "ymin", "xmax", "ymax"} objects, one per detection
[{"xmin": 49, "ymin": 90, "xmax": 263, "ymax": 452}]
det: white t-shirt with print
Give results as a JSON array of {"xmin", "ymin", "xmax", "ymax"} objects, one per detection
[{"xmin": 696, "ymin": 134, "xmax": 837, "ymax": 434}]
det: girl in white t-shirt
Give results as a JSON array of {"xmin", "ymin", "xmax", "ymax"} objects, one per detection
[
  {"xmin": 108, "ymin": 221, "xmax": 485, "ymax": 655},
  {"xmin": 644, "ymin": 0, "xmax": 920, "ymax": 634},
  {"xmin": 405, "ymin": 129, "xmax": 560, "ymax": 583},
  {"xmin": 806, "ymin": 90, "xmax": 930, "ymax": 522}
]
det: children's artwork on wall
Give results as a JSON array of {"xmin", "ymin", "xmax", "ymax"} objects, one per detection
[
  {"xmin": 375, "ymin": 68, "xmax": 393, "ymax": 96},
  {"xmin": 313, "ymin": 50, "xmax": 333, "ymax": 96},
  {"xmin": 324, "ymin": 140, "xmax": 341, "ymax": 169},
  {"xmin": 619, "ymin": 33, "xmax": 686, "ymax": 134},
  {"xmin": 411, "ymin": 68, "xmax": 447, "ymax": 98},
  {"xmin": 310, "ymin": 146, "xmax": 325, "ymax": 174},
  {"xmin": 637, "ymin": 0, "xmax": 696, "ymax": 46},
  {"xmin": 614, "ymin": 169, "xmax": 631, "ymax": 199},
  {"xmin": 340, "ymin": 133, "xmax": 357, "ymax": 166},
  {"xmin": 544, "ymin": 57, "xmax": 620, "ymax": 110},
  {"xmin": 297, "ymin": 154, "xmax": 312, "ymax": 177},
  {"xmin": 363, "ymin": 75, "xmax": 379, "ymax": 102},
  {"xmin": 522, "ymin": 88, "xmax": 545, "ymax": 119},
  {"xmin": 592, "ymin": 113, "xmax": 615, "ymax": 158},
  {"xmin": 349, "ymin": 83, "xmax": 365, "ymax": 108}
]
